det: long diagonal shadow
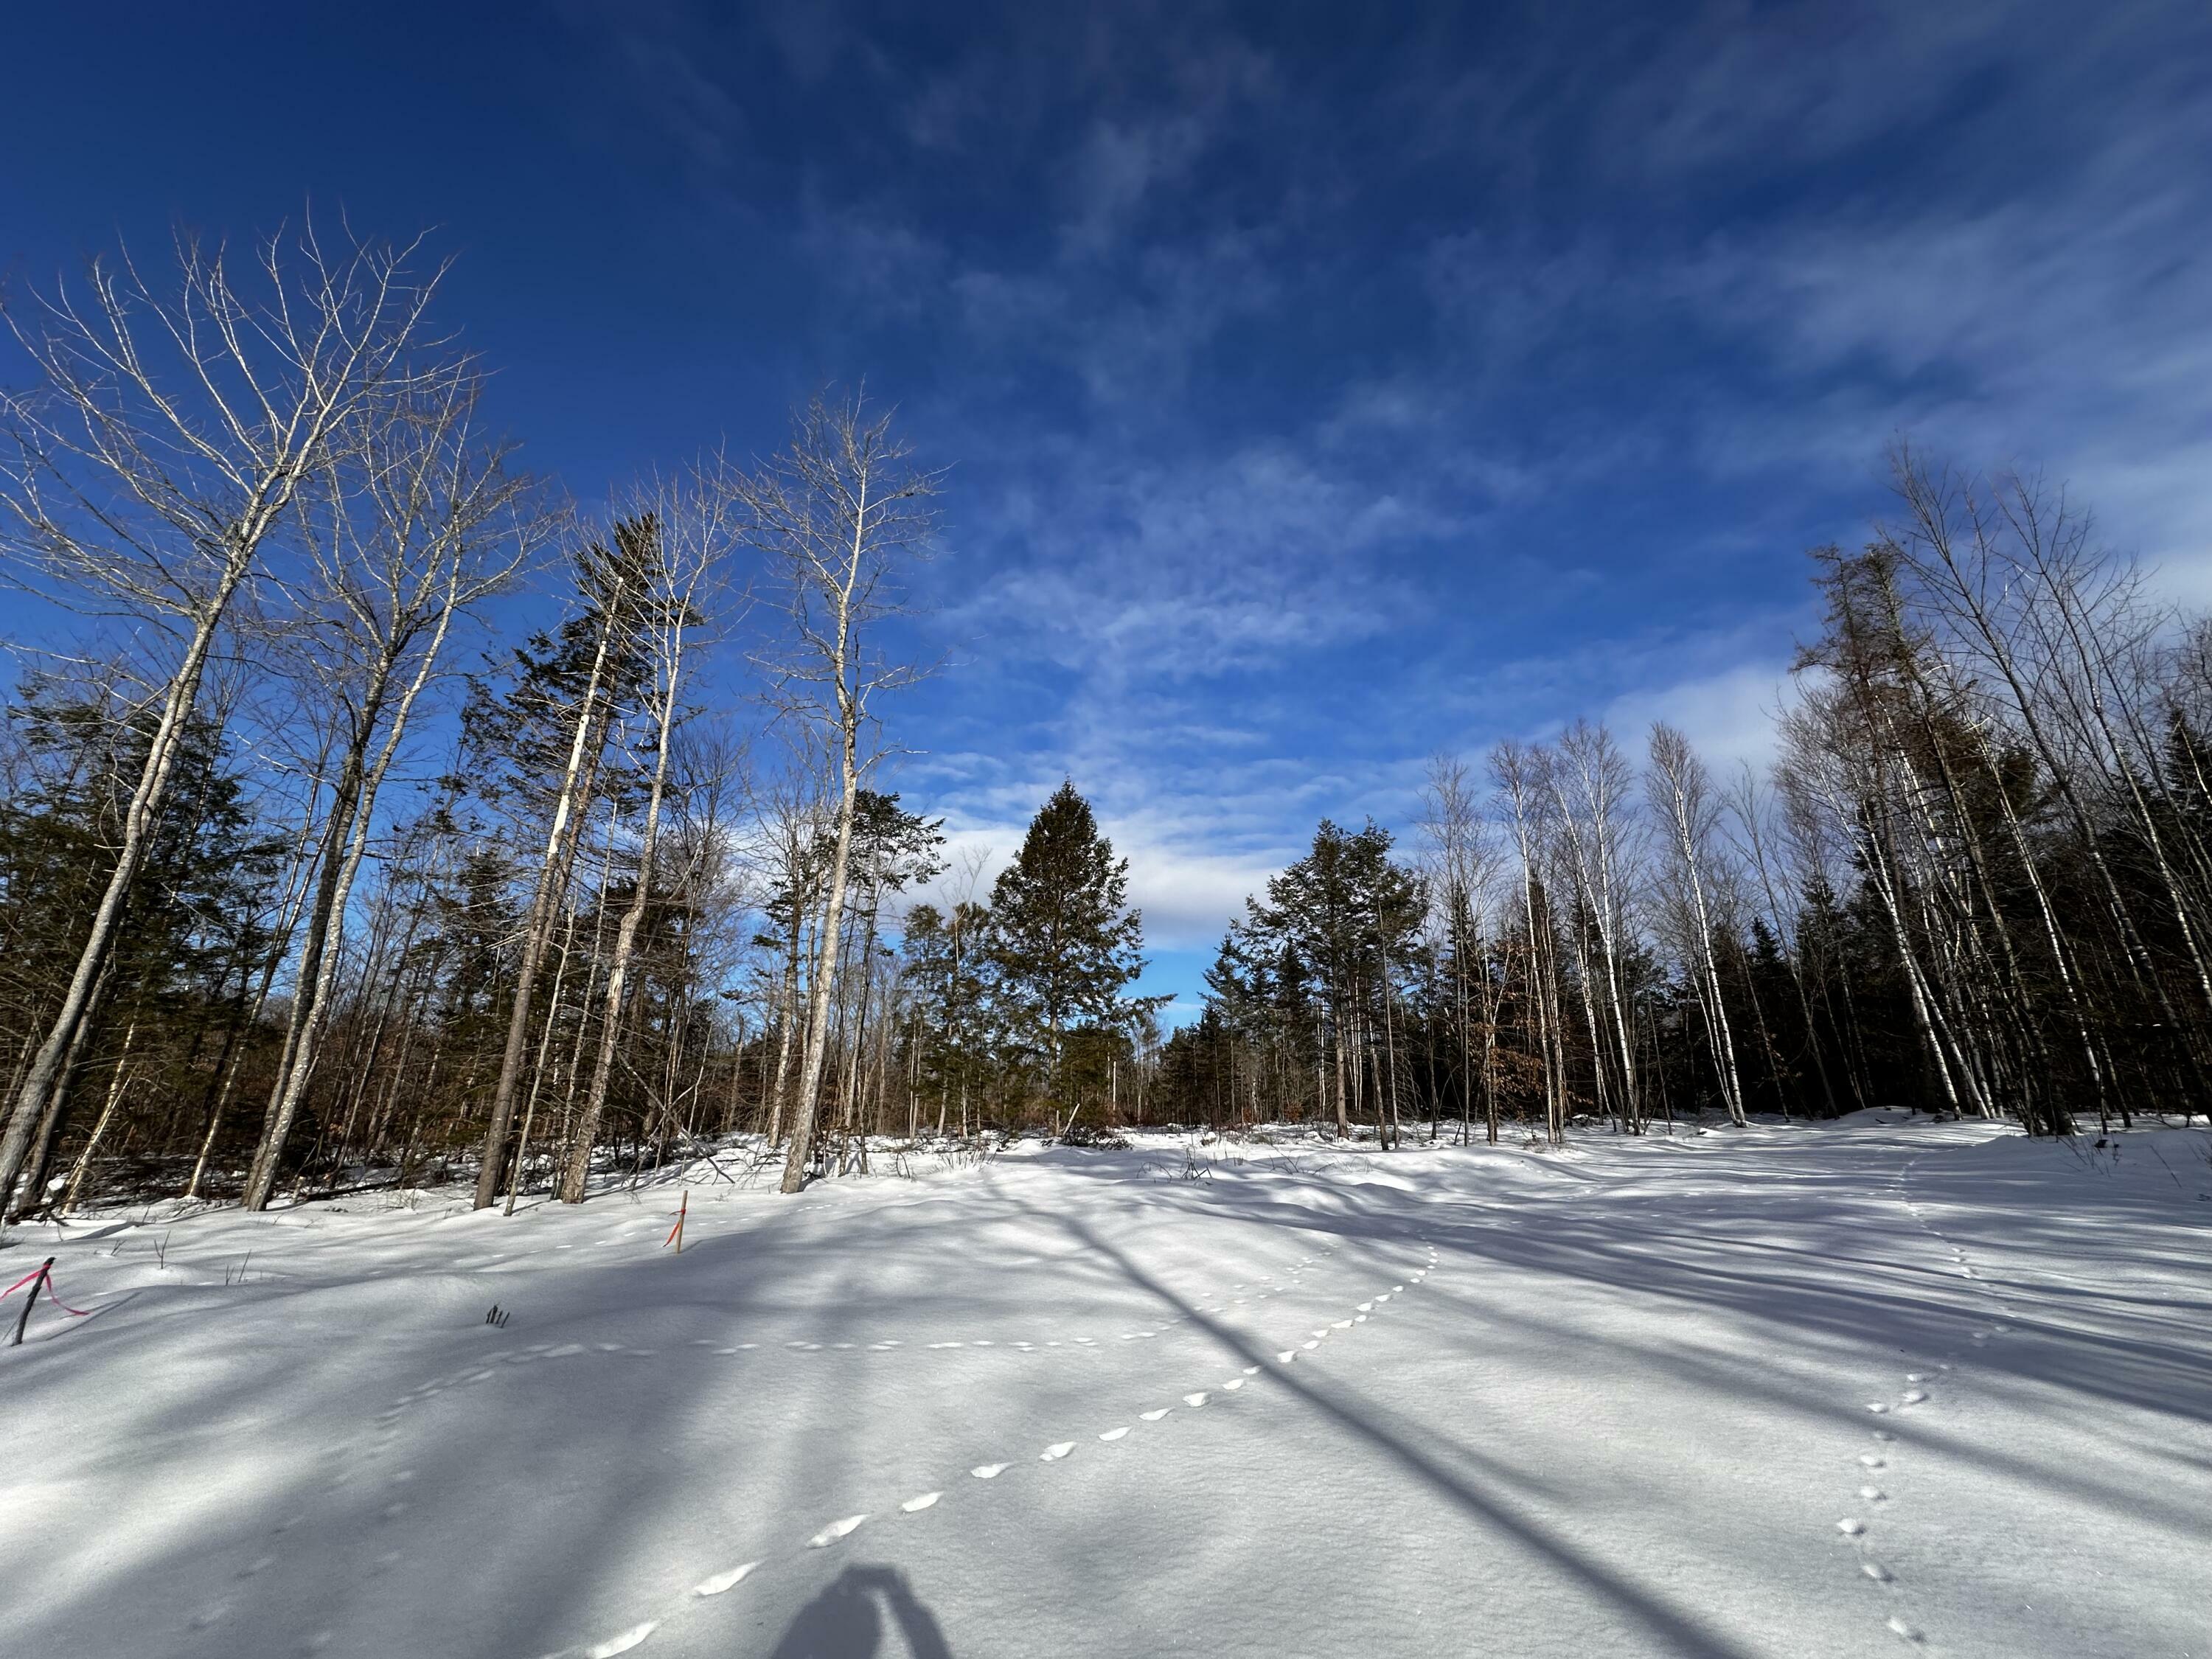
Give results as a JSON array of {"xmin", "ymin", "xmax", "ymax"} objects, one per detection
[
  {"xmin": 1030, "ymin": 1204, "xmax": 1769, "ymax": 1659},
  {"xmin": 1021, "ymin": 1145, "xmax": 2212, "ymax": 1543}
]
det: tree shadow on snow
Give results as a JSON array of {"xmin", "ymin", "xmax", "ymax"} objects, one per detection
[
  {"xmin": 1026, "ymin": 1205, "xmax": 1770, "ymax": 1659},
  {"xmin": 766, "ymin": 1564, "xmax": 952, "ymax": 1659},
  {"xmin": 1028, "ymin": 1133, "xmax": 2212, "ymax": 1595}
]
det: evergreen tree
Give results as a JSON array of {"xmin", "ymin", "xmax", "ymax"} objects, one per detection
[
  {"xmin": 1, "ymin": 682, "xmax": 276, "ymax": 1042},
  {"xmin": 986, "ymin": 782, "xmax": 1149, "ymax": 1105},
  {"xmin": 902, "ymin": 898, "xmax": 992, "ymax": 1135},
  {"xmin": 1245, "ymin": 818, "xmax": 1425, "ymax": 1139},
  {"xmin": 0, "ymin": 681, "xmax": 282, "ymax": 1212}
]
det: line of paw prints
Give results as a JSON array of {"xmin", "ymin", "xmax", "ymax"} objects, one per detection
[{"xmin": 206, "ymin": 1238, "xmax": 1437, "ymax": 1658}]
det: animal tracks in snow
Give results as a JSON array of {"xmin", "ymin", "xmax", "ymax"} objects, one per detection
[
  {"xmin": 692, "ymin": 1563, "xmax": 757, "ymax": 1596},
  {"xmin": 220, "ymin": 1227, "xmax": 1431, "ymax": 1659},
  {"xmin": 715, "ymin": 1229, "xmax": 1431, "ymax": 1643},
  {"xmin": 806, "ymin": 1514, "xmax": 870, "ymax": 1547},
  {"xmin": 661, "ymin": 1239, "xmax": 1363, "ymax": 1365},
  {"xmin": 1843, "ymin": 1152, "xmax": 1996, "ymax": 1648},
  {"xmin": 581, "ymin": 1621, "xmax": 658, "ymax": 1657}
]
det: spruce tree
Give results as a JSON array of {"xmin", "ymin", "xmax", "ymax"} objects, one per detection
[
  {"xmin": 987, "ymin": 782, "xmax": 1147, "ymax": 1104},
  {"xmin": 902, "ymin": 899, "xmax": 992, "ymax": 1135},
  {"xmin": 0, "ymin": 682, "xmax": 280, "ymax": 1214}
]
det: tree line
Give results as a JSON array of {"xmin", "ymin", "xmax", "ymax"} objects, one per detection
[
  {"xmin": 3, "ymin": 224, "xmax": 2204, "ymax": 1228},
  {"xmin": 1155, "ymin": 453, "xmax": 2212, "ymax": 1142},
  {"xmin": 0, "ymin": 223, "xmax": 1175, "ymax": 1223}
]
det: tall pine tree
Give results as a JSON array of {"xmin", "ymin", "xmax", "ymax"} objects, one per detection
[{"xmin": 987, "ymin": 782, "xmax": 1147, "ymax": 1107}]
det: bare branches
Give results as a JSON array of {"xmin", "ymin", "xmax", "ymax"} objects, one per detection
[
  {"xmin": 241, "ymin": 366, "xmax": 550, "ymax": 1211},
  {"xmin": 1648, "ymin": 722, "xmax": 1745, "ymax": 1125},
  {"xmin": 557, "ymin": 466, "xmax": 742, "ymax": 1203},
  {"xmin": 0, "ymin": 219, "xmax": 460, "ymax": 1222},
  {"xmin": 2, "ymin": 218, "xmax": 448, "ymax": 631},
  {"xmin": 734, "ymin": 391, "xmax": 940, "ymax": 754},
  {"xmin": 729, "ymin": 391, "xmax": 937, "ymax": 1192}
]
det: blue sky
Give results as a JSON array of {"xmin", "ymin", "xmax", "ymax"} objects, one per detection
[{"xmin": 4, "ymin": 1, "xmax": 2210, "ymax": 1018}]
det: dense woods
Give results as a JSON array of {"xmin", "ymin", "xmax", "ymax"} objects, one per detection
[
  {"xmin": 4, "ymin": 226, "xmax": 2208, "ymax": 1225},
  {"xmin": 1166, "ymin": 469, "xmax": 2212, "ymax": 1143}
]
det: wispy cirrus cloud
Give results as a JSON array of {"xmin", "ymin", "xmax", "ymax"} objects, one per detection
[{"xmin": 555, "ymin": 0, "xmax": 2212, "ymax": 1006}]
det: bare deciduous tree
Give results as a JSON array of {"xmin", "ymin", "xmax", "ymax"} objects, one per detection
[
  {"xmin": 472, "ymin": 525, "xmax": 650, "ymax": 1208},
  {"xmin": 734, "ymin": 393, "xmax": 937, "ymax": 1194},
  {"xmin": 559, "ymin": 473, "xmax": 735, "ymax": 1202},
  {"xmin": 1648, "ymin": 722, "xmax": 1745, "ymax": 1126},
  {"xmin": 1421, "ymin": 755, "xmax": 1504, "ymax": 1143},
  {"xmin": 243, "ymin": 370, "xmax": 541, "ymax": 1209},
  {"xmin": 0, "ymin": 222, "xmax": 448, "ymax": 1217}
]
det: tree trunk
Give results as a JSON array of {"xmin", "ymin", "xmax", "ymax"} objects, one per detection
[
  {"xmin": 473, "ymin": 574, "xmax": 627, "ymax": 1208},
  {"xmin": 562, "ymin": 657, "xmax": 681, "ymax": 1203},
  {"xmin": 782, "ymin": 730, "xmax": 860, "ymax": 1193},
  {"xmin": 0, "ymin": 563, "xmax": 252, "ymax": 1210},
  {"xmin": 248, "ymin": 591, "xmax": 464, "ymax": 1206},
  {"xmin": 59, "ymin": 1023, "xmax": 136, "ymax": 1216}
]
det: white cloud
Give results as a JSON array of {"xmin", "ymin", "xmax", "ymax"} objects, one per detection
[
  {"xmin": 1604, "ymin": 661, "xmax": 1801, "ymax": 776},
  {"xmin": 940, "ymin": 439, "xmax": 1456, "ymax": 684},
  {"xmin": 1057, "ymin": 116, "xmax": 1208, "ymax": 258},
  {"xmin": 593, "ymin": 0, "xmax": 2212, "ymax": 983},
  {"xmin": 899, "ymin": 800, "xmax": 1281, "ymax": 961}
]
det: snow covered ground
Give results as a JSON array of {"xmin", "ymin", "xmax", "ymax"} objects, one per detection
[{"xmin": 3, "ymin": 1116, "xmax": 2207, "ymax": 1659}]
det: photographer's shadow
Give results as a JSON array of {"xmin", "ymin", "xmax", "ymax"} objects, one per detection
[{"xmin": 768, "ymin": 1564, "xmax": 952, "ymax": 1658}]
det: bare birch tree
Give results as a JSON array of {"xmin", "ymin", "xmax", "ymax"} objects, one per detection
[
  {"xmin": 1490, "ymin": 740, "xmax": 1567, "ymax": 1144},
  {"xmin": 1647, "ymin": 722, "xmax": 1746, "ymax": 1124},
  {"xmin": 734, "ymin": 393, "xmax": 937, "ymax": 1194},
  {"xmin": 0, "ymin": 222, "xmax": 448, "ymax": 1215},
  {"xmin": 754, "ymin": 768, "xmax": 832, "ymax": 1147},
  {"xmin": 1548, "ymin": 721, "xmax": 1645, "ymax": 1130},
  {"xmin": 243, "ymin": 371, "xmax": 540, "ymax": 1208},
  {"xmin": 1421, "ymin": 755, "xmax": 1503, "ymax": 1142},
  {"xmin": 472, "ymin": 524, "xmax": 650, "ymax": 1208},
  {"xmin": 559, "ymin": 474, "xmax": 735, "ymax": 1201}
]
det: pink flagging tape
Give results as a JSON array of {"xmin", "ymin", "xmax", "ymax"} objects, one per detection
[
  {"xmin": 665, "ymin": 1192, "xmax": 687, "ymax": 1251},
  {"xmin": 1, "ymin": 1266, "xmax": 45, "ymax": 1299},
  {"xmin": 4, "ymin": 1262, "xmax": 90, "ymax": 1315}
]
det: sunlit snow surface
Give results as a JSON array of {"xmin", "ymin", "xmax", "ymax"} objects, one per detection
[{"xmin": 3, "ymin": 1115, "xmax": 2206, "ymax": 1658}]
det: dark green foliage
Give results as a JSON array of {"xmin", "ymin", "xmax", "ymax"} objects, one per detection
[
  {"xmin": 985, "ymin": 782, "xmax": 1150, "ymax": 1099},
  {"xmin": 460, "ymin": 518, "xmax": 663, "ymax": 823},
  {"xmin": 0, "ymin": 678, "xmax": 285, "ymax": 1206},
  {"xmin": 0, "ymin": 681, "xmax": 279, "ymax": 1023},
  {"xmin": 901, "ymin": 898, "xmax": 991, "ymax": 1128},
  {"xmin": 1152, "ymin": 819, "xmax": 1427, "ymax": 1135}
]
